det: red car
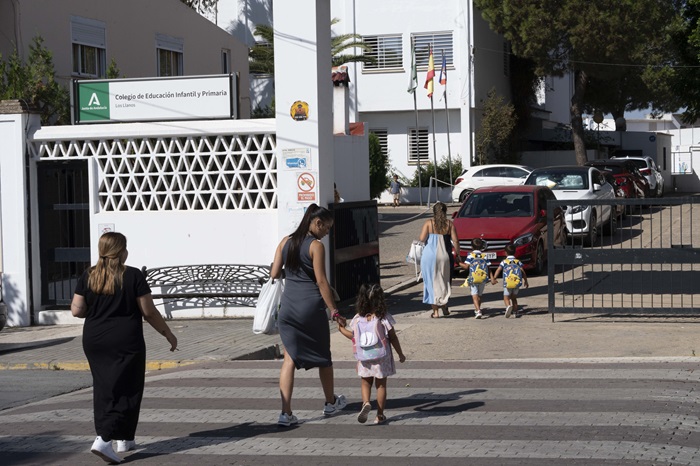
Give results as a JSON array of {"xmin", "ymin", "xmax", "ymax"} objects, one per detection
[
  {"xmin": 585, "ymin": 159, "xmax": 650, "ymax": 200},
  {"xmin": 452, "ymin": 185, "xmax": 565, "ymax": 275}
]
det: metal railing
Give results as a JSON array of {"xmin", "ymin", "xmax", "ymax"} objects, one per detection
[{"xmin": 546, "ymin": 196, "xmax": 700, "ymax": 317}]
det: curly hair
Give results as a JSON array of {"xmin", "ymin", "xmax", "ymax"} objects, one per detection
[
  {"xmin": 355, "ymin": 283, "xmax": 387, "ymax": 319},
  {"xmin": 432, "ymin": 201, "xmax": 449, "ymax": 234}
]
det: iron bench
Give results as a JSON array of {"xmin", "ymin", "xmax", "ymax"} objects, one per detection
[{"xmin": 140, "ymin": 264, "xmax": 271, "ymax": 308}]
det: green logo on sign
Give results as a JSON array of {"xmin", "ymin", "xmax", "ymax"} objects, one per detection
[{"xmin": 78, "ymin": 82, "xmax": 110, "ymax": 121}]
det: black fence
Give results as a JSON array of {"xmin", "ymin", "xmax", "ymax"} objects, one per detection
[
  {"xmin": 546, "ymin": 196, "xmax": 700, "ymax": 317},
  {"xmin": 329, "ymin": 200, "xmax": 380, "ymax": 301}
]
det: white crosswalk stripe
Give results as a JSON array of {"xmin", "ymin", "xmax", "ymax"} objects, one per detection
[{"xmin": 1, "ymin": 360, "xmax": 699, "ymax": 465}]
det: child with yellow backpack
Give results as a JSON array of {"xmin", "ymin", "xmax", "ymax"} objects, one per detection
[
  {"xmin": 492, "ymin": 244, "xmax": 529, "ymax": 318},
  {"xmin": 458, "ymin": 238, "xmax": 494, "ymax": 319}
]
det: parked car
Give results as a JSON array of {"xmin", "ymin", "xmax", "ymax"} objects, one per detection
[
  {"xmin": 451, "ymin": 164, "xmax": 533, "ymax": 203},
  {"xmin": 601, "ymin": 170, "xmax": 626, "ymax": 219},
  {"xmin": 611, "ymin": 155, "xmax": 664, "ymax": 197},
  {"xmin": 585, "ymin": 159, "xmax": 650, "ymax": 200},
  {"xmin": 524, "ymin": 166, "xmax": 616, "ymax": 246},
  {"xmin": 452, "ymin": 185, "xmax": 565, "ymax": 275}
]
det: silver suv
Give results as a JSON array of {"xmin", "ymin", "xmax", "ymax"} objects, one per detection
[{"xmin": 612, "ymin": 156, "xmax": 664, "ymax": 197}]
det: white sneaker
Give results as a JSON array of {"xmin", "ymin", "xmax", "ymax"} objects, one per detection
[
  {"xmin": 91, "ymin": 436, "xmax": 122, "ymax": 464},
  {"xmin": 475, "ymin": 311, "xmax": 483, "ymax": 319},
  {"xmin": 116, "ymin": 440, "xmax": 136, "ymax": 453},
  {"xmin": 505, "ymin": 305, "xmax": 513, "ymax": 318},
  {"xmin": 357, "ymin": 402, "xmax": 372, "ymax": 423},
  {"xmin": 323, "ymin": 394, "xmax": 348, "ymax": 415},
  {"xmin": 277, "ymin": 412, "xmax": 299, "ymax": 427}
]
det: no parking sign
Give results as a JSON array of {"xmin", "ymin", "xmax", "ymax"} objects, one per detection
[{"xmin": 296, "ymin": 171, "xmax": 317, "ymax": 202}]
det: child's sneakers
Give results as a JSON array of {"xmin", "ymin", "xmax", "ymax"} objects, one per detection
[
  {"xmin": 357, "ymin": 401, "xmax": 372, "ymax": 423},
  {"xmin": 474, "ymin": 310, "xmax": 483, "ymax": 319},
  {"xmin": 277, "ymin": 412, "xmax": 299, "ymax": 427},
  {"xmin": 505, "ymin": 305, "xmax": 513, "ymax": 318},
  {"xmin": 323, "ymin": 394, "xmax": 347, "ymax": 415}
]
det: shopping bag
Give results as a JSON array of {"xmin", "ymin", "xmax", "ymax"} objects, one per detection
[
  {"xmin": 252, "ymin": 278, "xmax": 284, "ymax": 335},
  {"xmin": 406, "ymin": 240, "xmax": 424, "ymax": 265}
]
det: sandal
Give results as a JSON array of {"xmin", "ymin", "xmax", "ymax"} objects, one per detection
[
  {"xmin": 442, "ymin": 307, "xmax": 450, "ymax": 316},
  {"xmin": 430, "ymin": 314, "xmax": 439, "ymax": 319},
  {"xmin": 374, "ymin": 414, "xmax": 387, "ymax": 425}
]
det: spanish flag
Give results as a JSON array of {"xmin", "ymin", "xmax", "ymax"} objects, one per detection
[{"xmin": 424, "ymin": 45, "xmax": 435, "ymax": 98}]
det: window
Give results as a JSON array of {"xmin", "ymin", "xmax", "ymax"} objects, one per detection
[
  {"xmin": 71, "ymin": 16, "xmax": 106, "ymax": 77},
  {"xmin": 370, "ymin": 129, "xmax": 388, "ymax": 158},
  {"xmin": 408, "ymin": 128, "xmax": 429, "ymax": 164},
  {"xmin": 412, "ymin": 32, "xmax": 453, "ymax": 70},
  {"xmin": 156, "ymin": 33, "xmax": 184, "ymax": 76},
  {"xmin": 363, "ymin": 34, "xmax": 403, "ymax": 71},
  {"xmin": 221, "ymin": 49, "xmax": 230, "ymax": 74}
]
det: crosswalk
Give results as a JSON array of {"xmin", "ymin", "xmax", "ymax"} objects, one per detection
[{"xmin": 1, "ymin": 359, "xmax": 699, "ymax": 465}]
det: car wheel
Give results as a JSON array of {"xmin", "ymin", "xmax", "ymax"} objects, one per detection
[
  {"xmin": 604, "ymin": 213, "xmax": 617, "ymax": 236},
  {"xmin": 585, "ymin": 212, "xmax": 598, "ymax": 246},
  {"xmin": 458, "ymin": 189, "xmax": 471, "ymax": 203},
  {"xmin": 533, "ymin": 241, "xmax": 545, "ymax": 275}
]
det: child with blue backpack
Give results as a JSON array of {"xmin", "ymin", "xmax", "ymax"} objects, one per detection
[
  {"xmin": 337, "ymin": 283, "xmax": 406, "ymax": 424},
  {"xmin": 459, "ymin": 238, "xmax": 495, "ymax": 319},
  {"xmin": 492, "ymin": 244, "xmax": 529, "ymax": 318}
]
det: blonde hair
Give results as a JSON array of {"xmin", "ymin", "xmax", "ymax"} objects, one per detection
[
  {"xmin": 432, "ymin": 201, "xmax": 449, "ymax": 234},
  {"xmin": 87, "ymin": 232, "xmax": 127, "ymax": 295}
]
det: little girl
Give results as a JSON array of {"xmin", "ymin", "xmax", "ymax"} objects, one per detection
[{"xmin": 338, "ymin": 283, "xmax": 406, "ymax": 424}]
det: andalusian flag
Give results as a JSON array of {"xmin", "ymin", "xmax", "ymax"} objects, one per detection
[
  {"xmin": 424, "ymin": 45, "xmax": 435, "ymax": 98},
  {"xmin": 439, "ymin": 51, "xmax": 447, "ymax": 85},
  {"xmin": 407, "ymin": 40, "xmax": 418, "ymax": 94}
]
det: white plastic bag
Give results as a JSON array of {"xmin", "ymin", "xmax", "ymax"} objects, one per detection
[
  {"xmin": 406, "ymin": 240, "xmax": 424, "ymax": 265},
  {"xmin": 253, "ymin": 278, "xmax": 284, "ymax": 335}
]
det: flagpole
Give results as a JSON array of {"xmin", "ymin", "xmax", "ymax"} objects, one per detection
[
  {"xmin": 441, "ymin": 50, "xmax": 453, "ymax": 193},
  {"xmin": 413, "ymin": 91, "xmax": 424, "ymax": 206},
  {"xmin": 430, "ymin": 94, "xmax": 438, "ymax": 197}
]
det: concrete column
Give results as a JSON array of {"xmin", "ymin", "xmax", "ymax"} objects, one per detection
[
  {"xmin": 273, "ymin": 0, "xmax": 334, "ymax": 235},
  {"xmin": 0, "ymin": 101, "xmax": 40, "ymax": 327}
]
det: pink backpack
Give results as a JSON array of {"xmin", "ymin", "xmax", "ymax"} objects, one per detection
[{"xmin": 353, "ymin": 316, "xmax": 388, "ymax": 362}]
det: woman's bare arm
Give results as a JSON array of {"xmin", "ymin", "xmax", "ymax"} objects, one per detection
[
  {"xmin": 137, "ymin": 294, "xmax": 178, "ymax": 351},
  {"xmin": 270, "ymin": 237, "xmax": 288, "ymax": 280},
  {"xmin": 70, "ymin": 294, "xmax": 87, "ymax": 318}
]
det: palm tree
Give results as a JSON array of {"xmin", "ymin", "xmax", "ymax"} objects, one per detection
[{"xmin": 249, "ymin": 18, "xmax": 374, "ymax": 75}]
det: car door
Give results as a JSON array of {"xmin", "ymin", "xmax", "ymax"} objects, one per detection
[
  {"xmin": 503, "ymin": 166, "xmax": 530, "ymax": 185},
  {"xmin": 593, "ymin": 169, "xmax": 615, "ymax": 223}
]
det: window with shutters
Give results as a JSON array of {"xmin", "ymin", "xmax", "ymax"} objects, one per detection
[
  {"xmin": 156, "ymin": 33, "xmax": 184, "ymax": 77},
  {"xmin": 71, "ymin": 16, "xmax": 106, "ymax": 78},
  {"xmin": 408, "ymin": 128, "xmax": 429, "ymax": 164},
  {"xmin": 370, "ymin": 129, "xmax": 388, "ymax": 158},
  {"xmin": 362, "ymin": 35, "xmax": 403, "ymax": 72},
  {"xmin": 412, "ymin": 32, "xmax": 453, "ymax": 70}
]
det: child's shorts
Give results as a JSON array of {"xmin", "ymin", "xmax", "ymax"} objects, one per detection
[
  {"xmin": 470, "ymin": 283, "xmax": 486, "ymax": 296},
  {"xmin": 504, "ymin": 287, "xmax": 519, "ymax": 297}
]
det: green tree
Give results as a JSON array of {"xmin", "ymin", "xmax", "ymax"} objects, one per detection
[
  {"xmin": 0, "ymin": 36, "xmax": 69, "ymax": 125},
  {"xmin": 249, "ymin": 18, "xmax": 374, "ymax": 75},
  {"xmin": 106, "ymin": 58, "xmax": 121, "ymax": 79},
  {"xmin": 670, "ymin": 0, "xmax": 700, "ymax": 122},
  {"xmin": 180, "ymin": 0, "xmax": 218, "ymax": 17},
  {"xmin": 475, "ymin": 88, "xmax": 517, "ymax": 165},
  {"xmin": 369, "ymin": 132, "xmax": 390, "ymax": 199},
  {"xmin": 474, "ymin": 0, "xmax": 681, "ymax": 165},
  {"xmin": 410, "ymin": 156, "xmax": 463, "ymax": 188}
]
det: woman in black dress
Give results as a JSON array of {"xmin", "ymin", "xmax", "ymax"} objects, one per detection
[
  {"xmin": 71, "ymin": 232, "xmax": 177, "ymax": 464},
  {"xmin": 270, "ymin": 204, "xmax": 348, "ymax": 426}
]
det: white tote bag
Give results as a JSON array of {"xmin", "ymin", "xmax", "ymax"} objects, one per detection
[
  {"xmin": 406, "ymin": 240, "xmax": 424, "ymax": 282},
  {"xmin": 252, "ymin": 278, "xmax": 284, "ymax": 335}
]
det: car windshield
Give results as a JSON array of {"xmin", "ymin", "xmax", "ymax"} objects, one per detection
[
  {"xmin": 526, "ymin": 170, "xmax": 589, "ymax": 190},
  {"xmin": 624, "ymin": 159, "xmax": 647, "ymax": 170},
  {"xmin": 458, "ymin": 192, "xmax": 533, "ymax": 218}
]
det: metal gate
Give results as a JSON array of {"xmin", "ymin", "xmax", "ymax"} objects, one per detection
[
  {"xmin": 37, "ymin": 160, "xmax": 91, "ymax": 306},
  {"xmin": 547, "ymin": 196, "xmax": 700, "ymax": 317},
  {"xmin": 329, "ymin": 200, "xmax": 380, "ymax": 301}
]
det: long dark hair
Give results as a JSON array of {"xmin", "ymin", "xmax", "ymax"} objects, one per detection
[
  {"xmin": 285, "ymin": 203, "xmax": 333, "ymax": 272},
  {"xmin": 355, "ymin": 283, "xmax": 387, "ymax": 319}
]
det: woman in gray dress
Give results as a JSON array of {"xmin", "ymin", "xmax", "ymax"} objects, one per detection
[{"xmin": 270, "ymin": 204, "xmax": 348, "ymax": 426}]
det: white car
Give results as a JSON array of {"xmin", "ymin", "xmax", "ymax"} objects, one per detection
[
  {"xmin": 524, "ymin": 166, "xmax": 616, "ymax": 246},
  {"xmin": 611, "ymin": 155, "xmax": 664, "ymax": 197},
  {"xmin": 451, "ymin": 164, "xmax": 533, "ymax": 203}
]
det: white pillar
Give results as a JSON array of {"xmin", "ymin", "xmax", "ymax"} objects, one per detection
[
  {"xmin": 274, "ymin": 0, "xmax": 334, "ymax": 235},
  {"xmin": 0, "ymin": 104, "xmax": 40, "ymax": 327}
]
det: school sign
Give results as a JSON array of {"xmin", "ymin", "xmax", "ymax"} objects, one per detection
[{"xmin": 74, "ymin": 74, "xmax": 238, "ymax": 124}]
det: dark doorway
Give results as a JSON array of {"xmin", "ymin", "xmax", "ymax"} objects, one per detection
[{"xmin": 37, "ymin": 161, "xmax": 91, "ymax": 307}]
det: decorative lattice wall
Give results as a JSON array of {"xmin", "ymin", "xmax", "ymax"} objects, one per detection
[{"xmin": 29, "ymin": 121, "xmax": 277, "ymax": 211}]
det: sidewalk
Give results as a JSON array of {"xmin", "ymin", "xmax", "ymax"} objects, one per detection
[{"xmin": 1, "ymin": 205, "xmax": 699, "ymax": 370}]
